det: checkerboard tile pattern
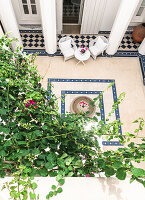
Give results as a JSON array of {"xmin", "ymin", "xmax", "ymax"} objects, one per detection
[
  {"xmin": 20, "ymin": 32, "xmax": 45, "ymax": 49},
  {"xmin": 20, "ymin": 31, "xmax": 140, "ymax": 51},
  {"xmin": 119, "ymin": 34, "xmax": 140, "ymax": 50}
]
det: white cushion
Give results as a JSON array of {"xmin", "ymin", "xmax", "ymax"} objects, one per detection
[
  {"xmin": 63, "ymin": 48, "xmax": 74, "ymax": 58},
  {"xmin": 95, "ymin": 37, "xmax": 107, "ymax": 51},
  {"xmin": 59, "ymin": 39, "xmax": 72, "ymax": 53},
  {"xmin": 89, "ymin": 46, "xmax": 102, "ymax": 56}
]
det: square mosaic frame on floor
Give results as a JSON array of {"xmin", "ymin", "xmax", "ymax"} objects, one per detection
[{"xmin": 48, "ymin": 78, "xmax": 122, "ymax": 146}]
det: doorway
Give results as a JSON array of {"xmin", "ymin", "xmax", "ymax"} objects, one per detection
[{"xmin": 62, "ymin": 0, "xmax": 84, "ymax": 34}]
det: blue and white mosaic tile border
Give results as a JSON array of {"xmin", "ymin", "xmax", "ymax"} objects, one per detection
[
  {"xmin": 48, "ymin": 78, "xmax": 122, "ymax": 146},
  {"xmin": 61, "ymin": 90, "xmax": 105, "ymax": 121}
]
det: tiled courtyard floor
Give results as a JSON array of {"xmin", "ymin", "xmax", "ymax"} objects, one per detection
[{"xmin": 35, "ymin": 56, "xmax": 145, "ymax": 158}]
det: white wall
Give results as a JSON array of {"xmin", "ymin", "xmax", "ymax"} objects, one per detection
[
  {"xmin": 100, "ymin": 0, "xmax": 121, "ymax": 31},
  {"xmin": 0, "ymin": 177, "xmax": 145, "ymax": 200}
]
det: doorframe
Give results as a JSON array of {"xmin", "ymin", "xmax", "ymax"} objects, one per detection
[
  {"xmin": 78, "ymin": 0, "xmax": 85, "ymax": 25},
  {"xmin": 11, "ymin": 0, "xmax": 41, "ymax": 25},
  {"xmin": 131, "ymin": 0, "xmax": 145, "ymax": 23},
  {"xmin": 62, "ymin": 0, "xmax": 84, "ymax": 25}
]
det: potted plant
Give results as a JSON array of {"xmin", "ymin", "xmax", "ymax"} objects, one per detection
[{"xmin": 133, "ymin": 23, "xmax": 145, "ymax": 43}]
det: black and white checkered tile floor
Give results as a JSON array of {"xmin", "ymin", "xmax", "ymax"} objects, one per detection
[{"xmin": 20, "ymin": 31, "xmax": 140, "ymax": 51}]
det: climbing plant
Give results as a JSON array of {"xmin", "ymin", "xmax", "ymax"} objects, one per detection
[{"xmin": 0, "ymin": 35, "xmax": 145, "ymax": 200}]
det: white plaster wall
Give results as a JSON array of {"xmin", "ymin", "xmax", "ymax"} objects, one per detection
[
  {"xmin": 0, "ymin": 177, "xmax": 145, "ymax": 200},
  {"xmin": 100, "ymin": 0, "xmax": 121, "ymax": 31}
]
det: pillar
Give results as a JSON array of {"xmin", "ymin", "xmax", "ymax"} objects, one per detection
[
  {"xmin": 0, "ymin": 0, "xmax": 23, "ymax": 50},
  {"xmin": 106, "ymin": 0, "xmax": 140, "ymax": 55},
  {"xmin": 138, "ymin": 38, "xmax": 145, "ymax": 55},
  {"xmin": 39, "ymin": 0, "xmax": 57, "ymax": 54}
]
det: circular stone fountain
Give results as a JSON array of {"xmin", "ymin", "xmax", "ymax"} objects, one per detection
[{"xmin": 70, "ymin": 96, "xmax": 96, "ymax": 117}]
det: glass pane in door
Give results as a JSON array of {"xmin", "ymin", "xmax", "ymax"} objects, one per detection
[
  {"xmin": 22, "ymin": 0, "xmax": 27, "ymax": 3},
  {"xmin": 30, "ymin": 0, "xmax": 35, "ymax": 4},
  {"xmin": 31, "ymin": 5, "xmax": 37, "ymax": 14},
  {"xmin": 141, "ymin": 0, "xmax": 145, "ymax": 6},
  {"xmin": 63, "ymin": 0, "xmax": 81, "ymax": 23},
  {"xmin": 136, "ymin": 7, "xmax": 144, "ymax": 16},
  {"xmin": 23, "ymin": 5, "xmax": 29, "ymax": 14}
]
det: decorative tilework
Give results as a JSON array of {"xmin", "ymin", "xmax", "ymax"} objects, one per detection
[
  {"xmin": 48, "ymin": 78, "xmax": 122, "ymax": 146},
  {"xmin": 139, "ymin": 54, "xmax": 145, "ymax": 85},
  {"xmin": 119, "ymin": 34, "xmax": 140, "ymax": 51},
  {"xmin": 20, "ymin": 30, "xmax": 139, "ymax": 52},
  {"xmin": 20, "ymin": 31, "xmax": 44, "ymax": 49}
]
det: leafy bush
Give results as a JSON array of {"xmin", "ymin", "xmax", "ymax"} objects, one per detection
[{"xmin": 0, "ymin": 35, "xmax": 145, "ymax": 199}]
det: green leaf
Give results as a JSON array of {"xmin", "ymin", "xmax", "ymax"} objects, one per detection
[
  {"xmin": 116, "ymin": 168, "xmax": 126, "ymax": 180},
  {"xmin": 97, "ymin": 159, "xmax": 105, "ymax": 168},
  {"xmin": 0, "ymin": 150, "xmax": 7, "ymax": 157},
  {"xmin": 49, "ymin": 171, "xmax": 57, "ymax": 177},
  {"xmin": 31, "ymin": 182, "xmax": 37, "ymax": 189},
  {"xmin": 45, "ymin": 162, "xmax": 54, "ymax": 170},
  {"xmin": 61, "ymin": 153, "xmax": 68, "ymax": 159},
  {"xmin": 32, "ymin": 148, "xmax": 40, "ymax": 155},
  {"xmin": 67, "ymin": 172, "xmax": 74, "ymax": 177},
  {"xmin": 57, "ymin": 187, "xmax": 63, "ymax": 193},
  {"xmin": 29, "ymin": 192, "xmax": 36, "ymax": 199},
  {"xmin": 133, "ymin": 120, "xmax": 138, "ymax": 123},
  {"xmin": 58, "ymin": 179, "xmax": 65, "ymax": 185},
  {"xmin": 130, "ymin": 177, "xmax": 135, "ymax": 184},
  {"xmin": 105, "ymin": 166, "xmax": 115, "ymax": 177},
  {"xmin": 0, "ymin": 170, "xmax": 6, "ymax": 178},
  {"xmin": 48, "ymin": 191, "xmax": 54, "ymax": 197},
  {"xmin": 0, "ymin": 109, "xmax": 7, "ymax": 115},
  {"xmin": 65, "ymin": 157, "xmax": 74, "ymax": 166},
  {"xmin": 9, "ymin": 94, "xmax": 16, "ymax": 100},
  {"xmin": 4, "ymin": 140, "xmax": 12, "ymax": 147},
  {"xmin": 38, "ymin": 168, "xmax": 48, "ymax": 177},
  {"xmin": 57, "ymin": 159, "xmax": 65, "ymax": 168},
  {"xmin": 33, "ymin": 130, "xmax": 42, "ymax": 136},
  {"xmin": 42, "ymin": 125, "xmax": 48, "ymax": 130},
  {"xmin": 112, "ymin": 161, "xmax": 123, "ymax": 169},
  {"xmin": 46, "ymin": 194, "xmax": 50, "ymax": 199},
  {"xmin": 51, "ymin": 185, "xmax": 57, "ymax": 190},
  {"xmin": 131, "ymin": 168, "xmax": 145, "ymax": 177}
]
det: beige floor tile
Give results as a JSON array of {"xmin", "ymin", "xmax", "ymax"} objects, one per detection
[{"xmin": 35, "ymin": 56, "xmax": 145, "ymax": 162}]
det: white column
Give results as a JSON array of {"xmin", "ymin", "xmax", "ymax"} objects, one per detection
[
  {"xmin": 106, "ymin": 0, "xmax": 140, "ymax": 55},
  {"xmin": 39, "ymin": 0, "xmax": 57, "ymax": 54},
  {"xmin": 138, "ymin": 38, "xmax": 145, "ymax": 55},
  {"xmin": 0, "ymin": 0, "xmax": 23, "ymax": 50}
]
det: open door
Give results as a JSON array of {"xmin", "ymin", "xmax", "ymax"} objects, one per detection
[{"xmin": 81, "ymin": 0, "xmax": 107, "ymax": 34}]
